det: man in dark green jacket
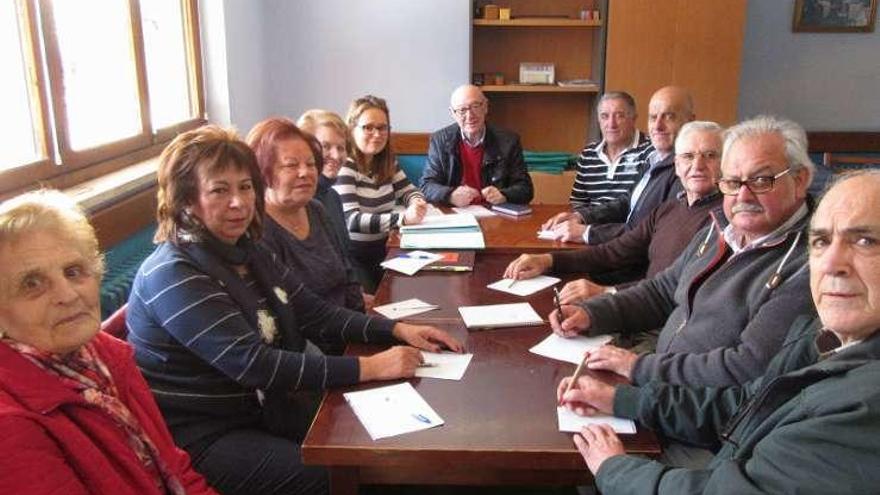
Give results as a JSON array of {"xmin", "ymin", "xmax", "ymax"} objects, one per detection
[{"xmin": 557, "ymin": 170, "xmax": 880, "ymax": 494}]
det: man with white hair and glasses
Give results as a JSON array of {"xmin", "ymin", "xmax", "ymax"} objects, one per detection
[{"xmin": 550, "ymin": 115, "xmax": 816, "ymax": 390}]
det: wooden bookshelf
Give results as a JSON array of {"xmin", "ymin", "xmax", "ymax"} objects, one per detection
[{"xmin": 472, "ymin": 0, "xmax": 605, "ymax": 152}]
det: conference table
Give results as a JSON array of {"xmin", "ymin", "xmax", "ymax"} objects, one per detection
[
  {"xmin": 386, "ymin": 204, "xmax": 583, "ymax": 254},
  {"xmin": 302, "ymin": 206, "xmax": 661, "ymax": 494}
]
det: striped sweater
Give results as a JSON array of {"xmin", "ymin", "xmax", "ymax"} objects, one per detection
[
  {"xmin": 333, "ymin": 159, "xmax": 425, "ymax": 249},
  {"xmin": 570, "ymin": 131, "xmax": 652, "ymax": 210},
  {"xmin": 125, "ymin": 241, "xmax": 395, "ymax": 447}
]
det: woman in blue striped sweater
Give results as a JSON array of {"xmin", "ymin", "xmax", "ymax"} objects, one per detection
[
  {"xmin": 333, "ymin": 95, "xmax": 427, "ymax": 292},
  {"xmin": 126, "ymin": 125, "xmax": 461, "ymax": 495}
]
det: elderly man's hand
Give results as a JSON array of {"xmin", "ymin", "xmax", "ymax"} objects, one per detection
[
  {"xmin": 585, "ymin": 345, "xmax": 639, "ymax": 382},
  {"xmin": 542, "ymin": 211, "xmax": 580, "ymax": 230},
  {"xmin": 549, "ymin": 304, "xmax": 590, "ymax": 338},
  {"xmin": 450, "ymin": 186, "xmax": 480, "ymax": 207},
  {"xmin": 556, "ymin": 373, "xmax": 616, "ymax": 415},
  {"xmin": 481, "ymin": 186, "xmax": 506, "ymax": 205},
  {"xmin": 392, "ymin": 323, "xmax": 464, "ymax": 353},
  {"xmin": 551, "ymin": 219, "xmax": 587, "ymax": 243},
  {"xmin": 574, "ymin": 424, "xmax": 626, "ymax": 474},
  {"xmin": 504, "ymin": 253, "xmax": 552, "ymax": 280},
  {"xmin": 559, "ymin": 279, "xmax": 607, "ymax": 304}
]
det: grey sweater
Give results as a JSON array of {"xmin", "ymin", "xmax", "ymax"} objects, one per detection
[{"xmin": 580, "ymin": 205, "xmax": 815, "ymax": 387}]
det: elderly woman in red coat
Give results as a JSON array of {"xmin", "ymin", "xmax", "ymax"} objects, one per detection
[{"xmin": 0, "ymin": 190, "xmax": 215, "ymax": 495}]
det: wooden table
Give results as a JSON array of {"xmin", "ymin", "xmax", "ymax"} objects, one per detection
[
  {"xmin": 387, "ymin": 204, "xmax": 583, "ymax": 253},
  {"xmin": 301, "ymin": 254, "xmax": 661, "ymax": 494},
  {"xmin": 302, "ymin": 319, "xmax": 660, "ymax": 494}
]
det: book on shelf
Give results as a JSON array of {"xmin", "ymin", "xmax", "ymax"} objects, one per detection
[
  {"xmin": 557, "ymin": 79, "xmax": 597, "ymax": 88},
  {"xmin": 386, "ymin": 249, "xmax": 475, "ymax": 272},
  {"xmin": 491, "ymin": 202, "xmax": 533, "ymax": 217}
]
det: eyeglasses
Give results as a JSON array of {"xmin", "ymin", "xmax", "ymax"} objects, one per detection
[
  {"xmin": 676, "ymin": 150, "xmax": 720, "ymax": 163},
  {"xmin": 451, "ymin": 101, "xmax": 486, "ymax": 117},
  {"xmin": 358, "ymin": 124, "xmax": 389, "ymax": 134},
  {"xmin": 717, "ymin": 167, "xmax": 793, "ymax": 196}
]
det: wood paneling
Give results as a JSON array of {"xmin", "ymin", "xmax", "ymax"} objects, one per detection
[
  {"xmin": 486, "ymin": 92, "xmax": 593, "ymax": 151},
  {"xmin": 605, "ymin": 0, "xmax": 747, "ymax": 128},
  {"xmin": 391, "ymin": 133, "xmax": 430, "ymax": 155},
  {"xmin": 807, "ymin": 132, "xmax": 880, "ymax": 153},
  {"xmin": 89, "ymin": 185, "xmax": 157, "ymax": 250}
]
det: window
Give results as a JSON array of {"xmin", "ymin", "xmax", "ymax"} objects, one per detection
[{"xmin": 1, "ymin": 0, "xmax": 204, "ymax": 195}]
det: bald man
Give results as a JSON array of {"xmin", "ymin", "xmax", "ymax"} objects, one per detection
[{"xmin": 420, "ymin": 84, "xmax": 534, "ymax": 207}]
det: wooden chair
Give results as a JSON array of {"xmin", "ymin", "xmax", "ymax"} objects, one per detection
[
  {"xmin": 822, "ymin": 152, "xmax": 879, "ymax": 171},
  {"xmin": 100, "ymin": 304, "xmax": 128, "ymax": 339}
]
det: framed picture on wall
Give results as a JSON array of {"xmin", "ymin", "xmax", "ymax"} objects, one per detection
[{"xmin": 793, "ymin": 0, "xmax": 877, "ymax": 32}]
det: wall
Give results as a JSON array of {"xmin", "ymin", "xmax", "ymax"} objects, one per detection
[
  {"xmin": 205, "ymin": 1, "xmax": 879, "ymax": 134},
  {"xmin": 262, "ymin": 0, "xmax": 470, "ymax": 132},
  {"xmin": 738, "ymin": 0, "xmax": 880, "ymax": 130}
]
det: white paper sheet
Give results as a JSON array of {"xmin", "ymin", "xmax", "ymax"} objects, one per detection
[
  {"xmin": 458, "ymin": 302, "xmax": 544, "ymax": 329},
  {"xmin": 452, "ymin": 205, "xmax": 496, "ymax": 218},
  {"xmin": 400, "ymin": 231, "xmax": 486, "ymax": 249},
  {"xmin": 487, "ymin": 275, "xmax": 561, "ymax": 297},
  {"xmin": 415, "ymin": 351, "xmax": 474, "ymax": 380},
  {"xmin": 399, "ymin": 213, "xmax": 479, "ymax": 232},
  {"xmin": 537, "ymin": 229, "xmax": 558, "ymax": 240},
  {"xmin": 425, "ymin": 204, "xmax": 445, "ymax": 216},
  {"xmin": 557, "ymin": 406, "xmax": 636, "ymax": 434},
  {"xmin": 373, "ymin": 298, "xmax": 439, "ymax": 319},
  {"xmin": 344, "ymin": 382, "xmax": 444, "ymax": 440},
  {"xmin": 529, "ymin": 333, "xmax": 613, "ymax": 364},
  {"xmin": 380, "ymin": 250, "xmax": 443, "ymax": 275}
]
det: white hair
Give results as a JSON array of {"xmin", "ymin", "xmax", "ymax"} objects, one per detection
[
  {"xmin": 674, "ymin": 121, "xmax": 724, "ymax": 153},
  {"xmin": 723, "ymin": 115, "xmax": 815, "ymax": 187}
]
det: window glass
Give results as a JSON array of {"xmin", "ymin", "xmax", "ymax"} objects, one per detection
[
  {"xmin": 141, "ymin": 0, "xmax": 194, "ymax": 129},
  {"xmin": 51, "ymin": 0, "xmax": 142, "ymax": 150},
  {"xmin": 0, "ymin": 1, "xmax": 42, "ymax": 170}
]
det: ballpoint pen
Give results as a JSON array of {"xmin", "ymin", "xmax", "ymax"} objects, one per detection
[
  {"xmin": 553, "ymin": 286, "xmax": 563, "ymax": 317},
  {"xmin": 412, "ymin": 413, "xmax": 432, "ymax": 424}
]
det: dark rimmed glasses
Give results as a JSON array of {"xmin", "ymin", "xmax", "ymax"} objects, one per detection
[{"xmin": 717, "ymin": 167, "xmax": 793, "ymax": 195}]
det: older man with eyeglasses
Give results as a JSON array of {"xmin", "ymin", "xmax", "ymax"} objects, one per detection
[
  {"xmin": 550, "ymin": 115, "xmax": 816, "ymax": 390},
  {"xmin": 420, "ymin": 84, "xmax": 534, "ymax": 207}
]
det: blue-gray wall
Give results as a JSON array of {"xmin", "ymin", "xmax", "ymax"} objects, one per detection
[
  {"xmin": 203, "ymin": 0, "xmax": 880, "ymax": 135},
  {"xmin": 737, "ymin": 0, "xmax": 880, "ymax": 130}
]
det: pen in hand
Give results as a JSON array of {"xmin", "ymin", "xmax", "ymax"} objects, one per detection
[
  {"xmin": 559, "ymin": 351, "xmax": 590, "ymax": 406},
  {"xmin": 553, "ymin": 286, "xmax": 563, "ymax": 318}
]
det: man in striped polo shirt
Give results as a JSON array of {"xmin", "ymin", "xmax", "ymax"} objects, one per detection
[{"xmin": 542, "ymin": 92, "xmax": 651, "ymax": 235}]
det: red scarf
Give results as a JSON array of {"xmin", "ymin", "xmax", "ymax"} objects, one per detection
[{"xmin": 4, "ymin": 338, "xmax": 185, "ymax": 495}]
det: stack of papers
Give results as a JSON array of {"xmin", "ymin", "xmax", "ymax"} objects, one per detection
[
  {"xmin": 557, "ymin": 407, "xmax": 636, "ymax": 434},
  {"xmin": 344, "ymin": 382, "xmax": 444, "ymax": 440},
  {"xmin": 373, "ymin": 298, "xmax": 439, "ymax": 319},
  {"xmin": 487, "ymin": 275, "xmax": 561, "ymax": 297},
  {"xmin": 458, "ymin": 302, "xmax": 544, "ymax": 330},
  {"xmin": 416, "ymin": 351, "xmax": 474, "ymax": 380},
  {"xmin": 452, "ymin": 205, "xmax": 496, "ymax": 218},
  {"xmin": 400, "ymin": 213, "xmax": 486, "ymax": 250},
  {"xmin": 529, "ymin": 333, "xmax": 613, "ymax": 364},
  {"xmin": 380, "ymin": 250, "xmax": 442, "ymax": 275}
]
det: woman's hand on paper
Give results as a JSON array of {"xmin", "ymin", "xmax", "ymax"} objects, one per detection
[
  {"xmin": 359, "ymin": 346, "xmax": 424, "ymax": 381},
  {"xmin": 393, "ymin": 323, "xmax": 463, "ymax": 353},
  {"xmin": 504, "ymin": 253, "xmax": 552, "ymax": 280}
]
